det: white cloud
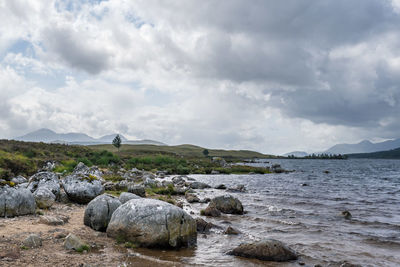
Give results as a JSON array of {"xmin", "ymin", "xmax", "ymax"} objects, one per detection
[{"xmin": 1, "ymin": 0, "xmax": 400, "ymax": 154}]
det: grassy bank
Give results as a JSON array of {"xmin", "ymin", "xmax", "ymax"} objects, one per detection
[{"xmin": 0, "ymin": 140, "xmax": 272, "ymax": 179}]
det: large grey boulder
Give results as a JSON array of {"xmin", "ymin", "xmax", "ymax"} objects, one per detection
[
  {"xmin": 28, "ymin": 171, "xmax": 60, "ymax": 198},
  {"xmin": 107, "ymin": 198, "xmax": 197, "ymax": 248},
  {"xmin": 208, "ymin": 195, "xmax": 243, "ymax": 215},
  {"xmin": 62, "ymin": 174, "xmax": 104, "ymax": 204},
  {"xmin": 228, "ymin": 239, "xmax": 298, "ymax": 262},
  {"xmin": 34, "ymin": 187, "xmax": 56, "ymax": 209},
  {"xmin": 84, "ymin": 194, "xmax": 121, "ymax": 231},
  {"xmin": 0, "ymin": 187, "xmax": 36, "ymax": 217},
  {"xmin": 119, "ymin": 192, "xmax": 141, "ymax": 204}
]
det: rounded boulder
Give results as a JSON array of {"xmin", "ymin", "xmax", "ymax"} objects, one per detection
[
  {"xmin": 107, "ymin": 198, "xmax": 197, "ymax": 248},
  {"xmin": 62, "ymin": 174, "xmax": 104, "ymax": 204},
  {"xmin": 84, "ymin": 194, "xmax": 121, "ymax": 231},
  {"xmin": 34, "ymin": 187, "xmax": 56, "ymax": 209},
  {"xmin": 0, "ymin": 187, "xmax": 36, "ymax": 217}
]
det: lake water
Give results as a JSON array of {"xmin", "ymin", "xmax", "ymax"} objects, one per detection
[{"xmin": 129, "ymin": 159, "xmax": 400, "ymax": 267}]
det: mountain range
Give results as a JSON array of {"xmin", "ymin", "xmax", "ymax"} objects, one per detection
[
  {"xmin": 284, "ymin": 138, "xmax": 400, "ymax": 156},
  {"xmin": 14, "ymin": 128, "xmax": 166, "ymax": 146}
]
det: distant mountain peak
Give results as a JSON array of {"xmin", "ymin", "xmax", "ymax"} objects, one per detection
[
  {"xmin": 323, "ymin": 138, "xmax": 400, "ymax": 154},
  {"xmin": 14, "ymin": 129, "xmax": 166, "ymax": 146}
]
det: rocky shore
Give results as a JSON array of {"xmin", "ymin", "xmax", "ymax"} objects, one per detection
[{"xmin": 0, "ymin": 161, "xmax": 303, "ymax": 266}]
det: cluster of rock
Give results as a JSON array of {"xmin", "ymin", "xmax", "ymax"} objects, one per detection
[
  {"xmin": 0, "ymin": 162, "xmax": 105, "ymax": 217},
  {"xmin": 84, "ymin": 194, "xmax": 197, "ymax": 249}
]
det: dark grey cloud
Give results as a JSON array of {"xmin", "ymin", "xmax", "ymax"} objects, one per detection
[{"xmin": 42, "ymin": 26, "xmax": 110, "ymax": 74}]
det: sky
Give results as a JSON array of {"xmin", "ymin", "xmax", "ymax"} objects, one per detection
[{"xmin": 1, "ymin": 0, "xmax": 400, "ymax": 155}]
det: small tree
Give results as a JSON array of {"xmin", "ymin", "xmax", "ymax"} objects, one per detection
[
  {"xmin": 112, "ymin": 134, "xmax": 122, "ymax": 152},
  {"xmin": 202, "ymin": 149, "xmax": 209, "ymax": 157}
]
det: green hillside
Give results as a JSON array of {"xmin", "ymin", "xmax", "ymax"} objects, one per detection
[
  {"xmin": 90, "ymin": 143, "xmax": 273, "ymax": 159},
  {"xmin": 347, "ymin": 147, "xmax": 400, "ymax": 159}
]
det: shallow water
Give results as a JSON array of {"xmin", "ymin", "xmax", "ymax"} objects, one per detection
[{"xmin": 128, "ymin": 159, "xmax": 400, "ymax": 267}]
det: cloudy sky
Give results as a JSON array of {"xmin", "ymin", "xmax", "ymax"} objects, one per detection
[{"xmin": 1, "ymin": 0, "xmax": 400, "ymax": 154}]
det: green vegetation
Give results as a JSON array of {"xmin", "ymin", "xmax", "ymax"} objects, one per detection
[
  {"xmin": 75, "ymin": 244, "xmax": 90, "ymax": 253},
  {"xmin": 146, "ymin": 184, "xmax": 181, "ymax": 196},
  {"xmin": 0, "ymin": 139, "xmax": 272, "ymax": 178}
]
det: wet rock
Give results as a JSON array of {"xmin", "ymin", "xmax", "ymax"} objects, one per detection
[
  {"xmin": 341, "ymin": 210, "xmax": 352, "ymax": 219},
  {"xmin": 196, "ymin": 218, "xmax": 214, "ymax": 233},
  {"xmin": 208, "ymin": 195, "xmax": 244, "ymax": 215},
  {"xmin": 62, "ymin": 173, "xmax": 104, "ymax": 204},
  {"xmin": 28, "ymin": 171, "xmax": 60, "ymax": 198},
  {"xmin": 185, "ymin": 193, "xmax": 200, "ymax": 203},
  {"xmin": 199, "ymin": 197, "xmax": 211, "ymax": 203},
  {"xmin": 107, "ymin": 198, "xmax": 197, "ymax": 248},
  {"xmin": 84, "ymin": 194, "xmax": 121, "ymax": 232},
  {"xmin": 119, "ymin": 192, "xmax": 141, "ymax": 204},
  {"xmin": 228, "ymin": 239, "xmax": 298, "ymax": 262},
  {"xmin": 189, "ymin": 182, "xmax": 211, "ymax": 189},
  {"xmin": 0, "ymin": 187, "xmax": 36, "ymax": 217},
  {"xmin": 340, "ymin": 262, "xmax": 362, "ymax": 267},
  {"xmin": 224, "ymin": 226, "xmax": 241, "ymax": 235},
  {"xmin": 64, "ymin": 233, "xmax": 88, "ymax": 251},
  {"xmin": 211, "ymin": 170, "xmax": 220, "ymax": 175},
  {"xmin": 23, "ymin": 234, "xmax": 42, "ymax": 248},
  {"xmin": 214, "ymin": 184, "xmax": 227, "ymax": 190},
  {"xmin": 301, "ymin": 183, "xmax": 309, "ymax": 186},
  {"xmin": 227, "ymin": 184, "xmax": 246, "ymax": 193},
  {"xmin": 272, "ymin": 164, "xmax": 285, "ymax": 173},
  {"xmin": 201, "ymin": 206, "xmax": 221, "ymax": 217},
  {"xmin": 172, "ymin": 176, "xmax": 186, "ymax": 186},
  {"xmin": 34, "ymin": 187, "xmax": 56, "ymax": 209},
  {"xmin": 127, "ymin": 185, "xmax": 146, "ymax": 197}
]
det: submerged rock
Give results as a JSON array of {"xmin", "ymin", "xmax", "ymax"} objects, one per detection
[
  {"xmin": 84, "ymin": 194, "xmax": 121, "ymax": 232},
  {"xmin": 119, "ymin": 192, "xmax": 141, "ymax": 204},
  {"xmin": 196, "ymin": 218, "xmax": 215, "ymax": 233},
  {"xmin": 228, "ymin": 239, "xmax": 298, "ymax": 262},
  {"xmin": 224, "ymin": 226, "xmax": 241, "ymax": 235},
  {"xmin": 107, "ymin": 198, "xmax": 197, "ymax": 248},
  {"xmin": 185, "ymin": 193, "xmax": 200, "ymax": 203},
  {"xmin": 227, "ymin": 184, "xmax": 246, "ymax": 193},
  {"xmin": 208, "ymin": 195, "xmax": 243, "ymax": 215},
  {"xmin": 214, "ymin": 184, "xmax": 227, "ymax": 190},
  {"xmin": 201, "ymin": 206, "xmax": 221, "ymax": 217},
  {"xmin": 0, "ymin": 187, "xmax": 36, "ymax": 217},
  {"xmin": 341, "ymin": 210, "xmax": 352, "ymax": 219},
  {"xmin": 189, "ymin": 182, "xmax": 211, "ymax": 189},
  {"xmin": 62, "ymin": 173, "xmax": 104, "ymax": 204},
  {"xmin": 34, "ymin": 187, "xmax": 56, "ymax": 209}
]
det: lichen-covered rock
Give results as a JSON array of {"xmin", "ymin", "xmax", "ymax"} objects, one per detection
[
  {"xmin": 208, "ymin": 195, "xmax": 243, "ymax": 215},
  {"xmin": 73, "ymin": 162, "xmax": 103, "ymax": 180},
  {"xmin": 0, "ymin": 187, "xmax": 36, "ymax": 217},
  {"xmin": 107, "ymin": 198, "xmax": 197, "ymax": 248},
  {"xmin": 28, "ymin": 171, "xmax": 60, "ymax": 198},
  {"xmin": 64, "ymin": 233, "xmax": 88, "ymax": 251},
  {"xmin": 228, "ymin": 239, "xmax": 298, "ymax": 262},
  {"xmin": 119, "ymin": 192, "xmax": 141, "ymax": 204},
  {"xmin": 84, "ymin": 194, "xmax": 121, "ymax": 232},
  {"xmin": 11, "ymin": 175, "xmax": 28, "ymax": 185},
  {"xmin": 23, "ymin": 234, "xmax": 42, "ymax": 248},
  {"xmin": 62, "ymin": 174, "xmax": 104, "ymax": 204},
  {"xmin": 34, "ymin": 187, "xmax": 56, "ymax": 209},
  {"xmin": 127, "ymin": 185, "xmax": 146, "ymax": 197},
  {"xmin": 185, "ymin": 193, "xmax": 200, "ymax": 203}
]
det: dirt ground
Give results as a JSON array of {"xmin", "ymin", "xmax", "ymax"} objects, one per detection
[{"xmin": 0, "ymin": 203, "xmax": 185, "ymax": 267}]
